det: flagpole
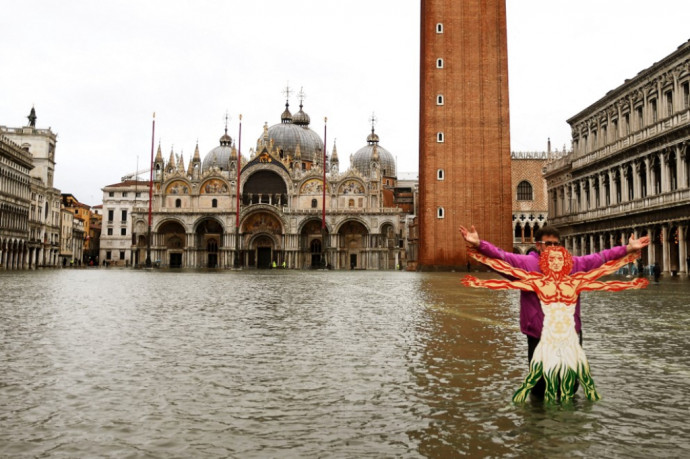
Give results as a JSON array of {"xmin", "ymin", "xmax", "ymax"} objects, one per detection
[
  {"xmin": 146, "ymin": 112, "xmax": 155, "ymax": 268},
  {"xmin": 235, "ymin": 114, "xmax": 242, "ymax": 267},
  {"xmin": 322, "ymin": 117, "xmax": 327, "ymax": 268}
]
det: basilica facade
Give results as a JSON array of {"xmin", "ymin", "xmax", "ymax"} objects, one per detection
[{"xmin": 131, "ymin": 100, "xmax": 407, "ymax": 269}]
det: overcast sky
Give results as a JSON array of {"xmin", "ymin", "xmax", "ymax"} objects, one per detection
[{"xmin": 1, "ymin": 0, "xmax": 689, "ymax": 206}]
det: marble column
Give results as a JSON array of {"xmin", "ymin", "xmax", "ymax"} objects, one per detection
[
  {"xmin": 678, "ymin": 225, "xmax": 687, "ymax": 274},
  {"xmin": 662, "ymin": 225, "xmax": 670, "ymax": 273}
]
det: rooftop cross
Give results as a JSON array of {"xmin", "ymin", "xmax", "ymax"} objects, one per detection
[
  {"xmin": 369, "ymin": 112, "xmax": 378, "ymax": 131},
  {"xmin": 282, "ymin": 83, "xmax": 292, "ymax": 103},
  {"xmin": 298, "ymin": 87, "xmax": 306, "ymax": 106}
]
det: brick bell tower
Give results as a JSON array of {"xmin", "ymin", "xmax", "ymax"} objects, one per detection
[{"xmin": 418, "ymin": 0, "xmax": 513, "ymax": 269}]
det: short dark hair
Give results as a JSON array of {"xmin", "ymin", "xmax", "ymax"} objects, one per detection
[{"xmin": 535, "ymin": 226, "xmax": 560, "ymax": 242}]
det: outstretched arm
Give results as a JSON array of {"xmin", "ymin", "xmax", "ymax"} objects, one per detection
[
  {"xmin": 467, "ymin": 248, "xmax": 534, "ymax": 280},
  {"xmin": 574, "ymin": 252, "xmax": 640, "ymax": 283},
  {"xmin": 577, "ymin": 277, "xmax": 649, "ymax": 293},
  {"xmin": 461, "ymin": 275, "xmax": 535, "ymax": 292}
]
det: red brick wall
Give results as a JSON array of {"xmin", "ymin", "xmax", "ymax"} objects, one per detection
[{"xmin": 418, "ymin": 0, "xmax": 513, "ymax": 269}]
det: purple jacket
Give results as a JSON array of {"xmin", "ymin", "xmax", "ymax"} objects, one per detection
[{"xmin": 477, "ymin": 240, "xmax": 628, "ymax": 338}]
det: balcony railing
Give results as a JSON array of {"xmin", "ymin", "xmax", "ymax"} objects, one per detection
[
  {"xmin": 545, "ymin": 109, "xmax": 690, "ymax": 174},
  {"xmin": 550, "ymin": 188, "xmax": 690, "ymax": 226}
]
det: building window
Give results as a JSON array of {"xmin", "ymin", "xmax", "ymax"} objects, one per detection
[
  {"xmin": 122, "ymin": 192, "xmax": 128, "ymax": 197},
  {"xmin": 107, "ymin": 228, "xmax": 113, "ymax": 236},
  {"xmin": 636, "ymin": 106, "xmax": 643, "ymax": 129},
  {"xmin": 212, "ymin": 199, "xmax": 218, "ymax": 208},
  {"xmin": 437, "ymin": 207, "xmax": 444, "ymax": 219},
  {"xmin": 436, "ymin": 23, "xmax": 443, "ymax": 33},
  {"xmin": 121, "ymin": 210, "xmax": 127, "ymax": 221},
  {"xmin": 437, "ymin": 169, "xmax": 445, "ymax": 180},
  {"xmin": 135, "ymin": 192, "xmax": 142, "ymax": 198},
  {"xmin": 612, "ymin": 118, "xmax": 618, "ymax": 139},
  {"xmin": 436, "ymin": 58, "xmax": 444, "ymax": 68},
  {"xmin": 108, "ymin": 191, "xmax": 114, "ymax": 197},
  {"xmin": 107, "ymin": 209, "xmax": 114, "ymax": 222},
  {"xmin": 436, "ymin": 132, "xmax": 444, "ymax": 143},
  {"xmin": 175, "ymin": 199, "xmax": 181, "ymax": 208},
  {"xmin": 623, "ymin": 113, "xmax": 630, "ymax": 135},
  {"xmin": 349, "ymin": 199, "xmax": 355, "ymax": 208},
  {"xmin": 311, "ymin": 199, "xmax": 318, "ymax": 208},
  {"xmin": 106, "ymin": 251, "xmax": 112, "ymax": 260},
  {"xmin": 683, "ymin": 82, "xmax": 689, "ymax": 108},
  {"xmin": 651, "ymin": 99, "xmax": 658, "ymax": 122},
  {"xmin": 436, "ymin": 94, "xmax": 444, "ymax": 106},
  {"xmin": 517, "ymin": 180, "xmax": 533, "ymax": 200},
  {"xmin": 120, "ymin": 228, "xmax": 126, "ymax": 236},
  {"xmin": 666, "ymin": 90, "xmax": 673, "ymax": 116},
  {"xmin": 119, "ymin": 251, "xmax": 125, "ymax": 260}
]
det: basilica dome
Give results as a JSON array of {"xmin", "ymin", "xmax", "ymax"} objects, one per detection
[
  {"xmin": 262, "ymin": 102, "xmax": 323, "ymax": 163},
  {"xmin": 352, "ymin": 128, "xmax": 396, "ymax": 178},
  {"xmin": 202, "ymin": 130, "xmax": 233, "ymax": 172}
]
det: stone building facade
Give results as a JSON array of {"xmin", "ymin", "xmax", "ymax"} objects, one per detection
[
  {"xmin": 130, "ymin": 100, "xmax": 407, "ymax": 269},
  {"xmin": 544, "ymin": 40, "xmax": 690, "ymax": 274},
  {"xmin": 1, "ymin": 108, "xmax": 62, "ymax": 268},
  {"xmin": 417, "ymin": 0, "xmax": 513, "ymax": 269},
  {"xmin": 99, "ymin": 180, "xmax": 150, "ymax": 266},
  {"xmin": 0, "ymin": 135, "xmax": 32, "ymax": 269},
  {"xmin": 511, "ymin": 151, "xmax": 549, "ymax": 254}
]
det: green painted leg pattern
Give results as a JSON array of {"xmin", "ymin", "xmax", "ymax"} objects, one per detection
[
  {"xmin": 577, "ymin": 361, "xmax": 601, "ymax": 401},
  {"xmin": 543, "ymin": 366, "xmax": 560, "ymax": 403},
  {"xmin": 513, "ymin": 360, "xmax": 543, "ymax": 403},
  {"xmin": 559, "ymin": 367, "xmax": 578, "ymax": 402}
]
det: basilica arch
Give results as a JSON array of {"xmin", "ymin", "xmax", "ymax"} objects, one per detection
[
  {"xmin": 156, "ymin": 219, "xmax": 186, "ymax": 268},
  {"xmin": 194, "ymin": 217, "xmax": 225, "ymax": 268},
  {"xmin": 299, "ymin": 218, "xmax": 331, "ymax": 269},
  {"xmin": 241, "ymin": 168, "xmax": 289, "ymax": 207},
  {"xmin": 240, "ymin": 210, "xmax": 284, "ymax": 269},
  {"xmin": 336, "ymin": 219, "xmax": 370, "ymax": 269}
]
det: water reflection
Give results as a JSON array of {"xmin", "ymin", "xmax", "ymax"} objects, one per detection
[{"xmin": 0, "ymin": 270, "xmax": 688, "ymax": 457}]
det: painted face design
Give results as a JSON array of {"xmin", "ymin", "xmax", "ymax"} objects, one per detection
[{"xmin": 548, "ymin": 251, "xmax": 564, "ymax": 273}]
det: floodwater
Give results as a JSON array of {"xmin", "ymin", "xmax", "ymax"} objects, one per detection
[{"xmin": 1, "ymin": 269, "xmax": 688, "ymax": 458}]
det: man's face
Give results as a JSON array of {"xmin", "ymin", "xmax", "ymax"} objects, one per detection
[
  {"xmin": 537, "ymin": 235, "xmax": 560, "ymax": 254},
  {"xmin": 547, "ymin": 251, "xmax": 565, "ymax": 273}
]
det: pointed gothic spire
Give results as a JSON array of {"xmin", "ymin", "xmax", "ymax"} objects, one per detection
[
  {"xmin": 155, "ymin": 142, "xmax": 163, "ymax": 162},
  {"xmin": 167, "ymin": 148, "xmax": 176, "ymax": 168},
  {"xmin": 178, "ymin": 152, "xmax": 185, "ymax": 172},
  {"xmin": 193, "ymin": 141, "xmax": 201, "ymax": 161},
  {"xmin": 331, "ymin": 140, "xmax": 338, "ymax": 161}
]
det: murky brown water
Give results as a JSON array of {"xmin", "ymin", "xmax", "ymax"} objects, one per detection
[{"xmin": 1, "ymin": 269, "xmax": 688, "ymax": 458}]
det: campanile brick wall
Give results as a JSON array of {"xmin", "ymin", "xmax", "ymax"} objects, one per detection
[{"xmin": 418, "ymin": 0, "xmax": 513, "ymax": 269}]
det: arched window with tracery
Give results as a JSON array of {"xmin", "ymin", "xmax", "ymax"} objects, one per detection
[{"xmin": 517, "ymin": 180, "xmax": 533, "ymax": 201}]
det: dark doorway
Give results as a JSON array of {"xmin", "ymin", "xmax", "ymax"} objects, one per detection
[
  {"xmin": 310, "ymin": 239, "xmax": 321, "ymax": 268},
  {"xmin": 257, "ymin": 247, "xmax": 272, "ymax": 269},
  {"xmin": 350, "ymin": 254, "xmax": 357, "ymax": 269},
  {"xmin": 170, "ymin": 253, "xmax": 182, "ymax": 268},
  {"xmin": 208, "ymin": 253, "xmax": 218, "ymax": 268}
]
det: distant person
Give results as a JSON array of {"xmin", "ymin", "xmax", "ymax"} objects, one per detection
[
  {"xmin": 653, "ymin": 263, "xmax": 661, "ymax": 282},
  {"xmin": 282, "ymin": 261, "xmax": 286, "ymax": 269}
]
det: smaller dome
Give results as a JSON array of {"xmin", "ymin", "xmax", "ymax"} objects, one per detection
[
  {"xmin": 292, "ymin": 104, "xmax": 311, "ymax": 126},
  {"xmin": 219, "ymin": 132, "xmax": 232, "ymax": 146},
  {"xmin": 352, "ymin": 127, "xmax": 396, "ymax": 178},
  {"xmin": 202, "ymin": 129, "xmax": 234, "ymax": 172},
  {"xmin": 281, "ymin": 102, "xmax": 292, "ymax": 123}
]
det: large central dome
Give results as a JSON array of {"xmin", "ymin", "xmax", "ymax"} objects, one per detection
[{"xmin": 261, "ymin": 101, "xmax": 323, "ymax": 162}]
